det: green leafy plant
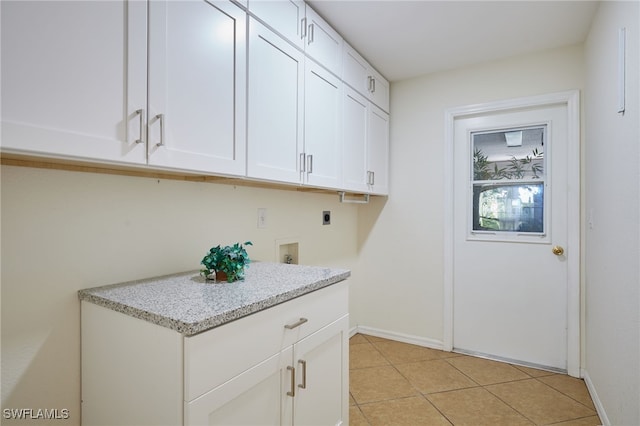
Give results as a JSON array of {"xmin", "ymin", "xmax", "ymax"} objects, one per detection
[
  {"xmin": 474, "ymin": 148, "xmax": 543, "ymax": 180},
  {"xmin": 200, "ymin": 241, "xmax": 253, "ymax": 283}
]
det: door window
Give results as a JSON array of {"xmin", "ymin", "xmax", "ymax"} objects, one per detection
[{"xmin": 470, "ymin": 126, "xmax": 547, "ymax": 240}]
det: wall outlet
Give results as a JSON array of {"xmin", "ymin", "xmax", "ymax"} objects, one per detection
[{"xmin": 323, "ymin": 211, "xmax": 331, "ymax": 225}]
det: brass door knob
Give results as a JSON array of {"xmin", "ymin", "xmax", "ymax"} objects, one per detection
[{"xmin": 552, "ymin": 246, "xmax": 565, "ymax": 256}]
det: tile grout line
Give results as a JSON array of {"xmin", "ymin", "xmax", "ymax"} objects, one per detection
[
  {"xmin": 365, "ymin": 338, "xmax": 466, "ymax": 425},
  {"xmin": 349, "ymin": 335, "xmax": 601, "ymax": 425},
  {"xmin": 440, "ymin": 356, "xmax": 543, "ymax": 425},
  {"xmin": 531, "ymin": 376, "xmax": 600, "ymax": 412}
]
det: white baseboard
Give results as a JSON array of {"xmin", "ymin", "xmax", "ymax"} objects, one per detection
[
  {"xmin": 350, "ymin": 325, "xmax": 445, "ymax": 351},
  {"xmin": 582, "ymin": 369, "xmax": 610, "ymax": 426}
]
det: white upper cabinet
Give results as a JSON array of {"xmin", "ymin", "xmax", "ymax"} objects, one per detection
[
  {"xmin": 146, "ymin": 0, "xmax": 247, "ymax": 176},
  {"xmin": 343, "ymin": 41, "xmax": 389, "ymax": 112},
  {"xmin": 342, "ymin": 85, "xmax": 389, "ymax": 195},
  {"xmin": 248, "ymin": 0, "xmax": 306, "ymax": 49},
  {"xmin": 249, "ymin": 0, "xmax": 343, "ymax": 76},
  {"xmin": 342, "ymin": 86, "xmax": 370, "ymax": 193},
  {"xmin": 247, "ymin": 18, "xmax": 342, "ymax": 188},
  {"xmin": 1, "ymin": 0, "xmax": 246, "ymax": 176},
  {"xmin": 367, "ymin": 103, "xmax": 390, "ymax": 195},
  {"xmin": 247, "ymin": 18, "xmax": 305, "ymax": 184},
  {"xmin": 1, "ymin": 1, "xmax": 146, "ymax": 164},
  {"xmin": 303, "ymin": 6, "xmax": 343, "ymax": 76},
  {"xmin": 303, "ymin": 59, "xmax": 343, "ymax": 189},
  {"xmin": 3, "ymin": 0, "xmax": 386, "ymax": 195}
]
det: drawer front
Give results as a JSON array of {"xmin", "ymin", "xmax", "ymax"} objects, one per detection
[{"xmin": 184, "ymin": 280, "xmax": 348, "ymax": 401}]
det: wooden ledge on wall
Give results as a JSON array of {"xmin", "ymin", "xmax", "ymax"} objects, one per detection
[{"xmin": 0, "ymin": 153, "xmax": 370, "ymax": 198}]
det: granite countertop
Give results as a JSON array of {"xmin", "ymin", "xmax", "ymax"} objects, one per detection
[{"xmin": 78, "ymin": 262, "xmax": 350, "ymax": 336}]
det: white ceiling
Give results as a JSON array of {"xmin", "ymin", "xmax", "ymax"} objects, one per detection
[{"xmin": 307, "ymin": 0, "xmax": 600, "ymax": 82}]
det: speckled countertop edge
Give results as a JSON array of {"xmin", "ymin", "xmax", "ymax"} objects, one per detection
[{"xmin": 78, "ymin": 262, "xmax": 350, "ymax": 336}]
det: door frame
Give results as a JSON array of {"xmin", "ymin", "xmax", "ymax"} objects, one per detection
[{"xmin": 443, "ymin": 90, "xmax": 581, "ymax": 377}]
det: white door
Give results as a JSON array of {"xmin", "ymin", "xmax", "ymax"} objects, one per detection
[
  {"xmin": 451, "ymin": 98, "xmax": 577, "ymax": 372},
  {"xmin": 147, "ymin": 0, "xmax": 246, "ymax": 175}
]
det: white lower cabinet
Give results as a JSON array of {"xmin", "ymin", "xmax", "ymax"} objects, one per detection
[
  {"xmin": 186, "ymin": 316, "xmax": 348, "ymax": 426},
  {"xmin": 81, "ymin": 281, "xmax": 349, "ymax": 426},
  {"xmin": 186, "ymin": 348, "xmax": 294, "ymax": 425}
]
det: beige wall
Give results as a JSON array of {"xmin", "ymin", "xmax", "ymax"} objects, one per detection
[
  {"xmin": 0, "ymin": 165, "xmax": 359, "ymax": 424},
  {"xmin": 352, "ymin": 44, "xmax": 585, "ymax": 344},
  {"xmin": 584, "ymin": 1, "xmax": 640, "ymax": 424}
]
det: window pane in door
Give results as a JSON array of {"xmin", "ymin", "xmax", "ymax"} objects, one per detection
[
  {"xmin": 471, "ymin": 126, "xmax": 546, "ymax": 235},
  {"xmin": 473, "ymin": 183, "xmax": 544, "ymax": 232}
]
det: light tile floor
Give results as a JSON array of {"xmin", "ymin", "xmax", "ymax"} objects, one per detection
[{"xmin": 349, "ymin": 334, "xmax": 601, "ymax": 426}]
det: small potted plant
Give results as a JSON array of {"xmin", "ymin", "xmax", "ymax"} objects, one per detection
[{"xmin": 200, "ymin": 241, "xmax": 253, "ymax": 283}]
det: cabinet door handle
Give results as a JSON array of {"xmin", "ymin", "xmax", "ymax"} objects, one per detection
[
  {"xmin": 155, "ymin": 114, "xmax": 165, "ymax": 147},
  {"xmin": 371, "ymin": 77, "xmax": 376, "ymax": 93},
  {"xmin": 298, "ymin": 359, "xmax": 307, "ymax": 389},
  {"xmin": 368, "ymin": 76, "xmax": 374, "ymax": 93},
  {"xmin": 135, "ymin": 109, "xmax": 145, "ymax": 144},
  {"xmin": 308, "ymin": 23, "xmax": 314, "ymax": 44},
  {"xmin": 300, "ymin": 17, "xmax": 307, "ymax": 39},
  {"xmin": 371, "ymin": 171, "xmax": 375, "ymax": 185},
  {"xmin": 284, "ymin": 317, "xmax": 308, "ymax": 329},
  {"xmin": 299, "ymin": 153, "xmax": 306, "ymax": 173},
  {"xmin": 307, "ymin": 155, "xmax": 313, "ymax": 174},
  {"xmin": 287, "ymin": 366, "xmax": 296, "ymax": 397}
]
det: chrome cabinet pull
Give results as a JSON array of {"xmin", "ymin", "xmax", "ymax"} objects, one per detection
[
  {"xmin": 301, "ymin": 17, "xmax": 307, "ymax": 39},
  {"xmin": 284, "ymin": 317, "xmax": 308, "ymax": 330},
  {"xmin": 308, "ymin": 23, "xmax": 314, "ymax": 44},
  {"xmin": 155, "ymin": 114, "xmax": 165, "ymax": 147},
  {"xmin": 307, "ymin": 155, "xmax": 313, "ymax": 174},
  {"xmin": 135, "ymin": 109, "xmax": 145, "ymax": 144},
  {"xmin": 371, "ymin": 77, "xmax": 376, "ymax": 93},
  {"xmin": 368, "ymin": 76, "xmax": 374, "ymax": 93},
  {"xmin": 300, "ymin": 153, "xmax": 306, "ymax": 173},
  {"xmin": 298, "ymin": 360, "xmax": 307, "ymax": 389},
  {"xmin": 371, "ymin": 171, "xmax": 375, "ymax": 185},
  {"xmin": 287, "ymin": 366, "xmax": 296, "ymax": 397}
]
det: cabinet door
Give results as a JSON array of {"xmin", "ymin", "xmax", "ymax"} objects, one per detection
[
  {"xmin": 368, "ymin": 104, "xmax": 390, "ymax": 195},
  {"xmin": 247, "ymin": 18, "xmax": 305, "ymax": 184},
  {"xmin": 293, "ymin": 315, "xmax": 349, "ymax": 426},
  {"xmin": 369, "ymin": 67, "xmax": 390, "ymax": 113},
  {"xmin": 248, "ymin": 0, "xmax": 305, "ymax": 49},
  {"xmin": 147, "ymin": 0, "xmax": 246, "ymax": 175},
  {"xmin": 342, "ymin": 86, "xmax": 369, "ymax": 193},
  {"xmin": 1, "ymin": 0, "xmax": 146, "ymax": 164},
  {"xmin": 342, "ymin": 42, "xmax": 370, "ymax": 99},
  {"xmin": 304, "ymin": 60, "xmax": 342, "ymax": 189},
  {"xmin": 342, "ymin": 42, "xmax": 390, "ymax": 113},
  {"xmin": 304, "ymin": 6, "xmax": 343, "ymax": 77},
  {"xmin": 185, "ymin": 347, "xmax": 294, "ymax": 426}
]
